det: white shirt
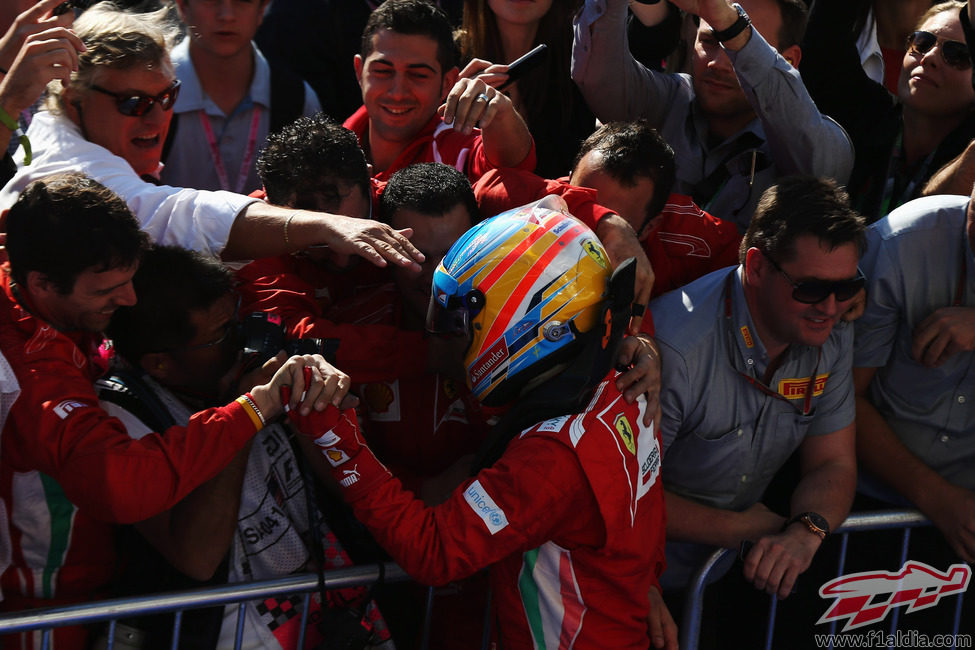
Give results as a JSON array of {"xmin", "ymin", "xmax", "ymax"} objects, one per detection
[{"xmin": 0, "ymin": 111, "xmax": 257, "ymax": 258}]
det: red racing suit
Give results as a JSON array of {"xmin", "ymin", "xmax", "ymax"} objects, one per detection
[
  {"xmin": 344, "ymin": 106, "xmax": 537, "ymax": 185},
  {"xmin": 473, "ymin": 168, "xmax": 741, "ymax": 297},
  {"xmin": 0, "ymin": 267, "xmax": 260, "ymax": 645},
  {"xmin": 295, "ymin": 369, "xmax": 666, "ymax": 649}
]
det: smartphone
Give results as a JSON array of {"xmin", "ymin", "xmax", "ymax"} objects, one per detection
[{"xmin": 499, "ymin": 44, "xmax": 548, "ymax": 90}]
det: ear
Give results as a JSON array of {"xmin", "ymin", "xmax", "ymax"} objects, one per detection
[
  {"xmin": 354, "ymin": 54, "xmax": 364, "ymax": 87},
  {"xmin": 781, "ymin": 44, "xmax": 801, "ymax": 68},
  {"xmin": 140, "ymin": 351, "xmax": 173, "ymax": 382},
  {"xmin": 26, "ymin": 270, "xmax": 57, "ymax": 298},
  {"xmin": 61, "ymin": 86, "xmax": 83, "ymax": 126},
  {"xmin": 441, "ymin": 66, "xmax": 460, "ymax": 102},
  {"xmin": 743, "ymin": 247, "xmax": 765, "ymax": 285}
]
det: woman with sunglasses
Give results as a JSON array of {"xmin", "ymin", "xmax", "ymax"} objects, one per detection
[
  {"xmin": 0, "ymin": 3, "xmax": 423, "ymax": 271},
  {"xmin": 801, "ymin": 0, "xmax": 975, "ymax": 222}
]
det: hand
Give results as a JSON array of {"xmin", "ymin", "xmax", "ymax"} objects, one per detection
[
  {"xmin": 0, "ymin": 0, "xmax": 77, "ymax": 72},
  {"xmin": 457, "ymin": 57, "xmax": 509, "ymax": 90},
  {"xmin": 742, "ymin": 524, "xmax": 821, "ymax": 599},
  {"xmin": 439, "ymin": 75, "xmax": 512, "ymax": 135},
  {"xmin": 911, "ymin": 306, "xmax": 975, "ymax": 367},
  {"xmin": 647, "ymin": 585, "xmax": 679, "ymax": 650},
  {"xmin": 840, "ymin": 287, "xmax": 866, "ymax": 323},
  {"xmin": 306, "ymin": 212, "xmax": 424, "ymax": 272},
  {"xmin": 925, "ymin": 483, "xmax": 975, "ymax": 563},
  {"xmin": 616, "ymin": 335, "xmax": 661, "ymax": 427},
  {"xmin": 594, "ymin": 214, "xmax": 654, "ymax": 333},
  {"xmin": 250, "ymin": 354, "xmax": 354, "ymax": 421},
  {"xmin": 0, "ymin": 26, "xmax": 85, "ymax": 116},
  {"xmin": 283, "ymin": 388, "xmax": 369, "ymax": 473},
  {"xmin": 230, "ymin": 350, "xmax": 285, "ymax": 396}
]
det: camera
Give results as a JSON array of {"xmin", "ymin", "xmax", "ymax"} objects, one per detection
[{"xmin": 241, "ymin": 312, "xmax": 338, "ymax": 365}]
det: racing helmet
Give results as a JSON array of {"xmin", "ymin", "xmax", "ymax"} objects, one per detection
[{"xmin": 426, "ymin": 195, "xmax": 612, "ymax": 406}]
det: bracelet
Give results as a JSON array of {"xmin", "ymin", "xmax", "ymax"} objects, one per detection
[
  {"xmin": 0, "ymin": 104, "xmax": 32, "ymax": 166},
  {"xmin": 235, "ymin": 393, "xmax": 266, "ymax": 431},
  {"xmin": 284, "ymin": 211, "xmax": 298, "ymax": 249}
]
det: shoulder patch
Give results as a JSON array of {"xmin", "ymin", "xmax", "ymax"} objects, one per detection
[
  {"xmin": 463, "ymin": 480, "xmax": 509, "ymax": 535},
  {"xmin": 614, "ymin": 413, "xmax": 636, "ymax": 454},
  {"xmin": 53, "ymin": 400, "xmax": 89, "ymax": 420}
]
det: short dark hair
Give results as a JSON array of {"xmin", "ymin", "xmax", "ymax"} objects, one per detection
[
  {"xmin": 6, "ymin": 172, "xmax": 149, "ymax": 293},
  {"xmin": 108, "ymin": 244, "xmax": 234, "ymax": 362},
  {"xmin": 740, "ymin": 176, "xmax": 866, "ymax": 264},
  {"xmin": 380, "ymin": 162, "xmax": 479, "ymax": 225},
  {"xmin": 257, "ymin": 113, "xmax": 370, "ymax": 210},
  {"xmin": 776, "ymin": 0, "xmax": 808, "ymax": 50},
  {"xmin": 361, "ymin": 0, "xmax": 458, "ymax": 73},
  {"xmin": 573, "ymin": 120, "xmax": 677, "ymax": 228}
]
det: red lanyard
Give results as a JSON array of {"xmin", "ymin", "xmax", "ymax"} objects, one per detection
[
  {"xmin": 723, "ymin": 271, "xmax": 821, "ymax": 416},
  {"xmin": 199, "ymin": 106, "xmax": 261, "ymax": 193}
]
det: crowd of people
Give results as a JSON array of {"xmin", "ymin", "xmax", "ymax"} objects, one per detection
[{"xmin": 0, "ymin": 0, "xmax": 971, "ymax": 648}]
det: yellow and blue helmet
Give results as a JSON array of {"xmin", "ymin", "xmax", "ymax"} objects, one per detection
[{"xmin": 426, "ymin": 195, "xmax": 612, "ymax": 407}]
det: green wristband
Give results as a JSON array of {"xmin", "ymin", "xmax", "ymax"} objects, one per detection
[{"xmin": 0, "ymin": 103, "xmax": 32, "ymax": 166}]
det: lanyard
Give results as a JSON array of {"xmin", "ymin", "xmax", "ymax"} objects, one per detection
[
  {"xmin": 199, "ymin": 106, "xmax": 261, "ymax": 193},
  {"xmin": 954, "ymin": 240, "xmax": 968, "ymax": 307},
  {"xmin": 878, "ymin": 127, "xmax": 935, "ymax": 217},
  {"xmin": 723, "ymin": 271, "xmax": 821, "ymax": 416}
]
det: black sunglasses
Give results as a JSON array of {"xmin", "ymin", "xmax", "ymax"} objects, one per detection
[
  {"xmin": 907, "ymin": 30, "xmax": 972, "ymax": 70},
  {"xmin": 762, "ymin": 251, "xmax": 865, "ymax": 305},
  {"xmin": 89, "ymin": 79, "xmax": 181, "ymax": 117}
]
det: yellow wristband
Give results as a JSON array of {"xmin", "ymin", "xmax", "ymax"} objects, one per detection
[{"xmin": 235, "ymin": 395, "xmax": 264, "ymax": 431}]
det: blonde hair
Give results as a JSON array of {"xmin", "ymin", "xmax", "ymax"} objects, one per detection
[
  {"xmin": 915, "ymin": 1, "xmax": 966, "ymax": 31},
  {"xmin": 46, "ymin": 3, "xmax": 180, "ymax": 113}
]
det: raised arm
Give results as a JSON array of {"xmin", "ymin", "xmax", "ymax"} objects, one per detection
[{"xmin": 572, "ymin": 0, "xmax": 686, "ymax": 124}]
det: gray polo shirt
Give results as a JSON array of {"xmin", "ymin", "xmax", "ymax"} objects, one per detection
[
  {"xmin": 651, "ymin": 266, "xmax": 855, "ymax": 587},
  {"xmin": 572, "ymin": 0, "xmax": 854, "ymax": 232},
  {"xmin": 854, "ymin": 194, "xmax": 975, "ymax": 492}
]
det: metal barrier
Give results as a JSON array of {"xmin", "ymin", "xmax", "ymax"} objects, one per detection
[
  {"xmin": 0, "ymin": 563, "xmax": 415, "ymax": 650},
  {"xmin": 680, "ymin": 509, "xmax": 949, "ymax": 650}
]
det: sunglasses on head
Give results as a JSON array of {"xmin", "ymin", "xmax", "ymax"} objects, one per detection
[
  {"xmin": 762, "ymin": 250, "xmax": 866, "ymax": 304},
  {"xmin": 907, "ymin": 30, "xmax": 972, "ymax": 70},
  {"xmin": 89, "ymin": 79, "xmax": 181, "ymax": 117}
]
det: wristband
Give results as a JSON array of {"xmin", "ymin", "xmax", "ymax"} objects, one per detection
[
  {"xmin": 235, "ymin": 393, "xmax": 265, "ymax": 431},
  {"xmin": 0, "ymin": 104, "xmax": 32, "ymax": 166},
  {"xmin": 711, "ymin": 3, "xmax": 751, "ymax": 43}
]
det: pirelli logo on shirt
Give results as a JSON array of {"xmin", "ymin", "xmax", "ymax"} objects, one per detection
[
  {"xmin": 778, "ymin": 374, "xmax": 830, "ymax": 400},
  {"xmin": 740, "ymin": 326, "xmax": 755, "ymax": 348}
]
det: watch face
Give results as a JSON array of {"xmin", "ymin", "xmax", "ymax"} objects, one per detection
[{"xmin": 804, "ymin": 513, "xmax": 829, "ymax": 533}]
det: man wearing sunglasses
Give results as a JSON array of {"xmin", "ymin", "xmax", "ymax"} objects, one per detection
[
  {"xmin": 0, "ymin": 3, "xmax": 424, "ymax": 273},
  {"xmin": 648, "ymin": 177, "xmax": 865, "ymax": 620},
  {"xmin": 853, "ymin": 186, "xmax": 975, "ymax": 598},
  {"xmin": 573, "ymin": 0, "xmax": 855, "ymax": 233}
]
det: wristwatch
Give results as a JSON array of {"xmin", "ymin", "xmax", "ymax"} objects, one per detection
[
  {"xmin": 785, "ymin": 512, "xmax": 830, "ymax": 540},
  {"xmin": 711, "ymin": 3, "xmax": 751, "ymax": 43}
]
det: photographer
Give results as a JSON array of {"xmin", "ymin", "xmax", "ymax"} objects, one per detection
[{"xmin": 99, "ymin": 244, "xmax": 393, "ymax": 649}]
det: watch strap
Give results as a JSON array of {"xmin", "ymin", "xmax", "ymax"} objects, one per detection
[{"xmin": 711, "ymin": 3, "xmax": 751, "ymax": 43}]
